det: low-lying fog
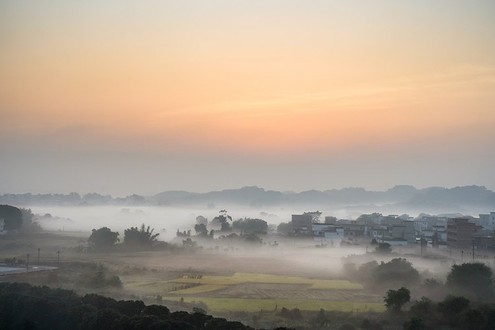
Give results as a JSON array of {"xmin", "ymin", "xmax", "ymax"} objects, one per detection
[
  {"xmin": 19, "ymin": 204, "xmax": 479, "ymax": 280},
  {"xmin": 27, "ymin": 205, "xmax": 359, "ymax": 240}
]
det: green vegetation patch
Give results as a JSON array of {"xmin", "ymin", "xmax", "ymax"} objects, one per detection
[{"xmin": 171, "ymin": 272, "xmax": 363, "ymax": 290}]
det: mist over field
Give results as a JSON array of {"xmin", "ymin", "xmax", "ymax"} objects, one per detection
[{"xmin": 2, "ymin": 0, "xmax": 495, "ymax": 328}]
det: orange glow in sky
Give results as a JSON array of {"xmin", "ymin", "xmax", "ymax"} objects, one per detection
[{"xmin": 1, "ymin": 1, "xmax": 495, "ymax": 193}]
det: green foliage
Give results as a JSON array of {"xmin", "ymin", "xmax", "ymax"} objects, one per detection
[
  {"xmin": 211, "ymin": 210, "xmax": 232, "ymax": 232},
  {"xmin": 232, "ymin": 218, "xmax": 268, "ymax": 234},
  {"xmin": 0, "ymin": 282, "xmax": 255, "ymax": 330},
  {"xmin": 80, "ymin": 271, "xmax": 123, "ymax": 289},
  {"xmin": 19, "ymin": 208, "xmax": 42, "ymax": 232},
  {"xmin": 458, "ymin": 308, "xmax": 485, "ymax": 330},
  {"xmin": 124, "ymin": 224, "xmax": 159, "ymax": 248},
  {"xmin": 277, "ymin": 222, "xmax": 293, "ymax": 235},
  {"xmin": 403, "ymin": 317, "xmax": 426, "ymax": 330},
  {"xmin": 141, "ymin": 304, "xmax": 170, "ymax": 317},
  {"xmin": 384, "ymin": 287, "xmax": 410, "ymax": 312},
  {"xmin": 410, "ymin": 297, "xmax": 434, "ymax": 318},
  {"xmin": 0, "ymin": 204, "xmax": 23, "ymax": 230},
  {"xmin": 438, "ymin": 295, "xmax": 470, "ymax": 320},
  {"xmin": 373, "ymin": 258, "xmax": 420, "ymax": 287},
  {"xmin": 446, "ymin": 263, "xmax": 494, "ymax": 300},
  {"xmin": 88, "ymin": 227, "xmax": 119, "ymax": 249},
  {"xmin": 194, "ymin": 223, "xmax": 208, "ymax": 236}
]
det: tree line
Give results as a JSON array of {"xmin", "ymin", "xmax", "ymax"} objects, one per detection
[
  {"xmin": 88, "ymin": 224, "xmax": 161, "ymax": 251},
  {"xmin": 0, "ymin": 282, "xmax": 293, "ymax": 330}
]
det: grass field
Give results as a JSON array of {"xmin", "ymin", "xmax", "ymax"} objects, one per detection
[
  {"xmin": 164, "ymin": 296, "xmax": 385, "ymax": 313},
  {"xmin": 157, "ymin": 272, "xmax": 383, "ymax": 313},
  {"xmin": 170, "ymin": 272, "xmax": 363, "ymax": 292}
]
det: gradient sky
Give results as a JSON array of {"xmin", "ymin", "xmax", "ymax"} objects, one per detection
[{"xmin": 1, "ymin": 0, "xmax": 495, "ymax": 195}]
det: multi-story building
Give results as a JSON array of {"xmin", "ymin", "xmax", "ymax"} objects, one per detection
[
  {"xmin": 478, "ymin": 212, "xmax": 495, "ymax": 231},
  {"xmin": 390, "ymin": 220, "xmax": 416, "ymax": 244},
  {"xmin": 447, "ymin": 218, "xmax": 478, "ymax": 248},
  {"xmin": 291, "ymin": 214, "xmax": 314, "ymax": 235},
  {"xmin": 312, "ymin": 223, "xmax": 344, "ymax": 245}
]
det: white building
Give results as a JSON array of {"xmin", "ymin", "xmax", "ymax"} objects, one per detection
[
  {"xmin": 478, "ymin": 212, "xmax": 495, "ymax": 231},
  {"xmin": 312, "ymin": 223, "xmax": 344, "ymax": 245}
]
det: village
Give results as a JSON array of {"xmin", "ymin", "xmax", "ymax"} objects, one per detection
[{"xmin": 289, "ymin": 211, "xmax": 495, "ymax": 251}]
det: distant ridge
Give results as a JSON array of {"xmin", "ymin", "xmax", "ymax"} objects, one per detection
[{"xmin": 1, "ymin": 185, "xmax": 494, "ymax": 213}]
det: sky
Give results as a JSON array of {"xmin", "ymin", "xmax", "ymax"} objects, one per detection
[{"xmin": 1, "ymin": 0, "xmax": 495, "ymax": 195}]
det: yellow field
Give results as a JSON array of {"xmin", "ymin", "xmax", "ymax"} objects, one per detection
[
  {"xmin": 125, "ymin": 272, "xmax": 382, "ymax": 313},
  {"xmin": 170, "ymin": 272, "xmax": 363, "ymax": 292},
  {"xmin": 165, "ymin": 296, "xmax": 385, "ymax": 313}
]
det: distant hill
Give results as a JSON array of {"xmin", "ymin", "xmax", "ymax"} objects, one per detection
[{"xmin": 1, "ymin": 185, "xmax": 494, "ymax": 213}]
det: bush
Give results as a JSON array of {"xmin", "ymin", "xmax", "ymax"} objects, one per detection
[{"xmin": 446, "ymin": 263, "xmax": 494, "ymax": 300}]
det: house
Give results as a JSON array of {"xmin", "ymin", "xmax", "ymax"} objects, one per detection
[
  {"xmin": 390, "ymin": 221, "xmax": 415, "ymax": 244},
  {"xmin": 478, "ymin": 212, "xmax": 495, "ymax": 231},
  {"xmin": 447, "ymin": 218, "xmax": 479, "ymax": 248},
  {"xmin": 312, "ymin": 223, "xmax": 344, "ymax": 245},
  {"xmin": 291, "ymin": 214, "xmax": 313, "ymax": 235}
]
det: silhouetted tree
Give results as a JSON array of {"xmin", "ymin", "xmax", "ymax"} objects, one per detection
[
  {"xmin": 0, "ymin": 204, "xmax": 23, "ymax": 230},
  {"xmin": 384, "ymin": 287, "xmax": 410, "ymax": 312},
  {"xmin": 19, "ymin": 208, "xmax": 42, "ymax": 232},
  {"xmin": 410, "ymin": 297, "xmax": 434, "ymax": 318},
  {"xmin": 403, "ymin": 317, "xmax": 426, "ymax": 330},
  {"xmin": 124, "ymin": 224, "xmax": 159, "ymax": 248},
  {"xmin": 373, "ymin": 258, "xmax": 419, "ymax": 287},
  {"xmin": 211, "ymin": 210, "xmax": 232, "ymax": 232},
  {"xmin": 88, "ymin": 227, "xmax": 119, "ymax": 249},
  {"xmin": 446, "ymin": 263, "xmax": 494, "ymax": 300},
  {"xmin": 232, "ymin": 218, "xmax": 268, "ymax": 234},
  {"xmin": 194, "ymin": 223, "xmax": 208, "ymax": 236},
  {"xmin": 196, "ymin": 215, "xmax": 208, "ymax": 225},
  {"xmin": 277, "ymin": 222, "xmax": 293, "ymax": 235},
  {"xmin": 438, "ymin": 295, "xmax": 470, "ymax": 326},
  {"xmin": 0, "ymin": 283, "xmax": 256, "ymax": 330}
]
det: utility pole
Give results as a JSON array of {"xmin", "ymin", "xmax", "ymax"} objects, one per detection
[
  {"xmin": 26, "ymin": 253, "xmax": 30, "ymax": 272},
  {"xmin": 57, "ymin": 250, "xmax": 60, "ymax": 267},
  {"xmin": 472, "ymin": 241, "xmax": 475, "ymax": 262},
  {"xmin": 37, "ymin": 248, "xmax": 40, "ymax": 265}
]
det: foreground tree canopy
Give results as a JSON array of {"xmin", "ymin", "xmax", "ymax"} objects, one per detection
[
  {"xmin": 447, "ymin": 262, "xmax": 494, "ymax": 299},
  {"xmin": 0, "ymin": 282, "xmax": 263, "ymax": 330}
]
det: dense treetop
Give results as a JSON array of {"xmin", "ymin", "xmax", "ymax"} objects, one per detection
[{"xmin": 0, "ymin": 282, "xmax": 262, "ymax": 330}]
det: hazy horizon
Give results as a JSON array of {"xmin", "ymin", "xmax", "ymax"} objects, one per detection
[
  {"xmin": 1, "ymin": 1, "xmax": 495, "ymax": 196},
  {"xmin": 1, "ymin": 183, "xmax": 495, "ymax": 198}
]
